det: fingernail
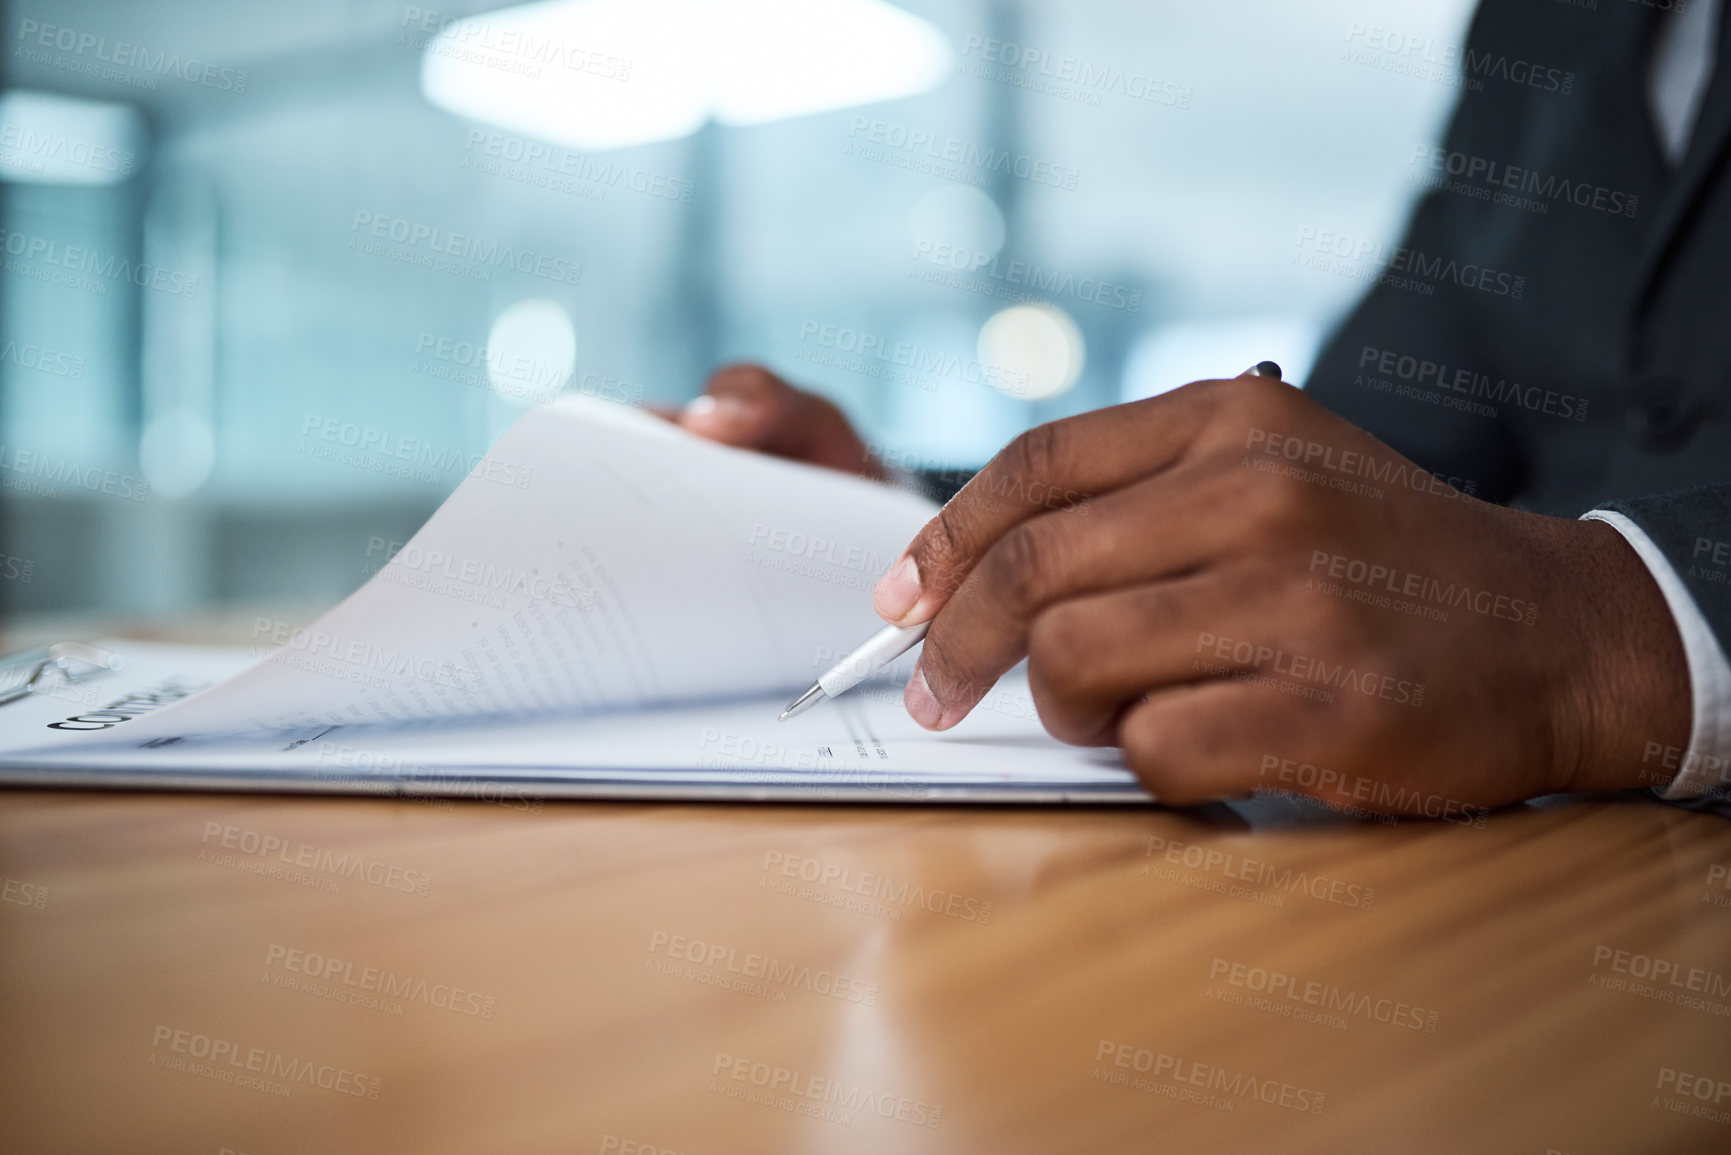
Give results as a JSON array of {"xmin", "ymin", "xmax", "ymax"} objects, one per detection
[
  {"xmin": 905, "ymin": 666, "xmax": 942, "ymax": 729},
  {"xmin": 873, "ymin": 555, "xmax": 921, "ymax": 622},
  {"xmin": 681, "ymin": 393, "xmax": 753, "ymax": 430}
]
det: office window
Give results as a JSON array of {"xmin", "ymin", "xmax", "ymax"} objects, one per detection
[{"xmin": 0, "ymin": 0, "xmax": 1475, "ymax": 619}]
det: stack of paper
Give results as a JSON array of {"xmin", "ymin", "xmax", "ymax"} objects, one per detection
[{"xmin": 0, "ymin": 398, "xmax": 1146, "ymax": 803}]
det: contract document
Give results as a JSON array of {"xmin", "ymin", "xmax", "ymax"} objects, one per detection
[{"xmin": 0, "ymin": 398, "xmax": 1148, "ymax": 803}]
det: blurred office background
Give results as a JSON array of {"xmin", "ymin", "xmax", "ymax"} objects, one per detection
[{"xmin": 0, "ymin": 0, "xmax": 1475, "ymax": 620}]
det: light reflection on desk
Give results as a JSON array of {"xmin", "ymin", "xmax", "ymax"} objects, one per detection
[{"xmin": 0, "ymin": 790, "xmax": 1727, "ymax": 1153}]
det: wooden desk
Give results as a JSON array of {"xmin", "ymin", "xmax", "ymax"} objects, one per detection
[{"xmin": 3, "ymin": 785, "xmax": 1730, "ymax": 1154}]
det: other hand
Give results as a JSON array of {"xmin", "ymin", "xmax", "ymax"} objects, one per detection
[{"xmin": 672, "ymin": 363, "xmax": 886, "ymax": 481}]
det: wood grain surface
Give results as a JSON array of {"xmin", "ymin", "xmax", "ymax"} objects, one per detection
[{"xmin": 3, "ymin": 785, "xmax": 1730, "ymax": 1154}]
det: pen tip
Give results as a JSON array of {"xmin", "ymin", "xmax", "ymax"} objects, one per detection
[{"xmin": 779, "ymin": 682, "xmax": 826, "ymax": 722}]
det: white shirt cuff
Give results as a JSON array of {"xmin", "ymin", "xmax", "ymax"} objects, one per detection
[{"xmin": 1582, "ymin": 509, "xmax": 1731, "ymax": 800}]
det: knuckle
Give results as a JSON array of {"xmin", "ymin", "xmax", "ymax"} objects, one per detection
[
  {"xmin": 1033, "ymin": 696, "xmax": 1108, "ymax": 748},
  {"xmin": 998, "ymin": 421, "xmax": 1066, "ymax": 489},
  {"xmin": 1183, "ymin": 453, "xmax": 1294, "ymax": 536},
  {"xmin": 978, "ymin": 522, "xmax": 1053, "ymax": 612},
  {"xmin": 1028, "ymin": 608, "xmax": 1116, "ymax": 746},
  {"xmin": 1285, "ymin": 590, "xmax": 1343, "ymax": 649},
  {"xmin": 913, "ymin": 507, "xmax": 972, "ymax": 598},
  {"xmin": 1275, "ymin": 563, "xmax": 1372, "ymax": 652},
  {"xmin": 1235, "ymin": 459, "xmax": 1314, "ymax": 529},
  {"xmin": 1119, "ymin": 693, "xmax": 1265, "ymax": 805},
  {"xmin": 1027, "ymin": 603, "xmax": 1097, "ymax": 693},
  {"xmin": 1202, "ymin": 374, "xmax": 1299, "ymax": 445},
  {"xmin": 1216, "ymin": 371, "xmax": 1288, "ymax": 412},
  {"xmin": 1118, "ymin": 708, "xmax": 1180, "ymax": 795}
]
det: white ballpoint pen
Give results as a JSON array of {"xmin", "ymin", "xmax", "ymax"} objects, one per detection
[{"xmin": 778, "ymin": 621, "xmax": 930, "ymax": 721}]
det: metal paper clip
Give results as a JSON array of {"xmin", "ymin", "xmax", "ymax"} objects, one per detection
[{"xmin": 0, "ymin": 642, "xmax": 122, "ymax": 708}]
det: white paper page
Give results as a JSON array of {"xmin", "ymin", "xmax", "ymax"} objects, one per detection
[
  {"xmin": 0, "ymin": 643, "xmax": 258, "ymax": 756},
  {"xmin": 2, "ymin": 649, "xmax": 1137, "ymax": 793},
  {"xmin": 81, "ymin": 398, "xmax": 938, "ymax": 743},
  {"xmin": 288, "ymin": 670, "xmax": 1127, "ymax": 785}
]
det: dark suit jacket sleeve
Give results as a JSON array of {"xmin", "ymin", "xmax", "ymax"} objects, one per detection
[{"xmin": 1600, "ymin": 485, "xmax": 1731, "ymax": 649}]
